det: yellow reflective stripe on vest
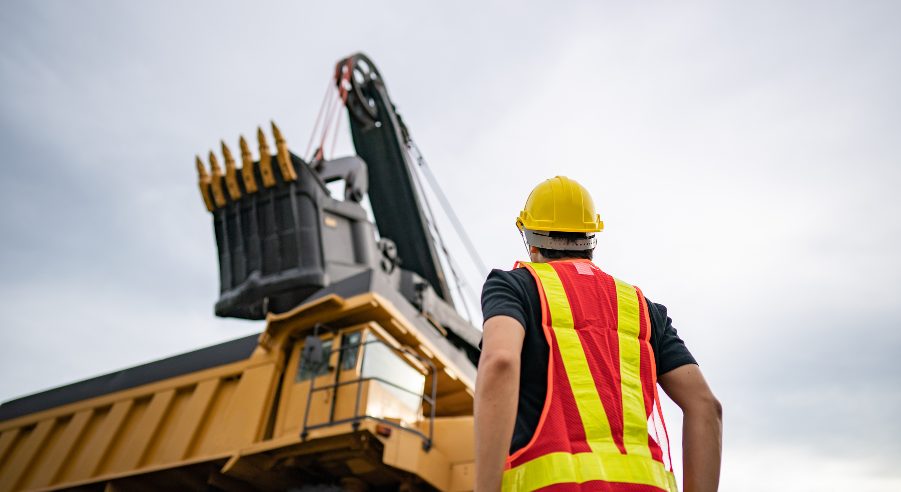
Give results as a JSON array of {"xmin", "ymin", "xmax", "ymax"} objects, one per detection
[
  {"xmin": 502, "ymin": 451, "xmax": 678, "ymax": 492},
  {"xmin": 526, "ymin": 263, "xmax": 617, "ymax": 455},
  {"xmin": 614, "ymin": 277, "xmax": 652, "ymax": 458}
]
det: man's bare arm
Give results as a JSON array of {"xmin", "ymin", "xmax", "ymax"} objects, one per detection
[
  {"xmin": 659, "ymin": 364, "xmax": 723, "ymax": 492},
  {"xmin": 474, "ymin": 315, "xmax": 525, "ymax": 492}
]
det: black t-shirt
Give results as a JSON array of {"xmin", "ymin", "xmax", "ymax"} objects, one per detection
[{"xmin": 480, "ymin": 265, "xmax": 697, "ymax": 454}]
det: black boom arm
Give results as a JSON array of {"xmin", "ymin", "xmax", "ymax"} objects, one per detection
[{"xmin": 336, "ymin": 53, "xmax": 454, "ymax": 306}]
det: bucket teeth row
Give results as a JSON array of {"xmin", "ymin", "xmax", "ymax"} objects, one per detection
[
  {"xmin": 256, "ymin": 127, "xmax": 276, "ymax": 188},
  {"xmin": 194, "ymin": 121, "xmax": 297, "ymax": 211},
  {"xmin": 221, "ymin": 141, "xmax": 242, "ymax": 200},
  {"xmin": 272, "ymin": 121, "xmax": 297, "ymax": 181},
  {"xmin": 208, "ymin": 151, "xmax": 227, "ymax": 207},
  {"xmin": 239, "ymin": 136, "xmax": 258, "ymax": 193},
  {"xmin": 195, "ymin": 156, "xmax": 214, "ymax": 212}
]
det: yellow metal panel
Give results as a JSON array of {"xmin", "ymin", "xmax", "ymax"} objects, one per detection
[
  {"xmin": 274, "ymin": 331, "xmax": 343, "ymax": 438},
  {"xmin": 191, "ymin": 376, "xmax": 240, "ymax": 456},
  {"xmin": 109, "ymin": 389, "xmax": 174, "ymax": 472},
  {"xmin": 273, "ymin": 343, "xmax": 303, "ymax": 437},
  {"xmin": 66, "ymin": 400, "xmax": 133, "ymax": 481},
  {"xmin": 333, "ymin": 376, "xmax": 365, "ymax": 424},
  {"xmin": 449, "ymin": 462, "xmax": 474, "ymax": 492},
  {"xmin": 0, "ymin": 418, "xmax": 55, "ymax": 492},
  {"xmin": 431, "ymin": 416, "xmax": 474, "ymax": 464},
  {"xmin": 389, "ymin": 318, "xmax": 409, "ymax": 335},
  {"xmin": 382, "ymin": 428, "xmax": 451, "ymax": 491},
  {"xmin": 332, "ymin": 328, "xmax": 378, "ymax": 425},
  {"xmin": 157, "ymin": 379, "xmax": 220, "ymax": 462},
  {"xmin": 138, "ymin": 389, "xmax": 191, "ymax": 467},
  {"xmin": 0, "ymin": 360, "xmax": 260, "ymax": 490},
  {"xmin": 0, "ymin": 428, "xmax": 20, "ymax": 470},
  {"xmin": 0, "ymin": 358, "xmax": 251, "ymax": 434},
  {"xmin": 19, "ymin": 415, "xmax": 70, "ymax": 489},
  {"xmin": 418, "ymin": 344, "xmax": 435, "ymax": 359},
  {"xmin": 56, "ymin": 406, "xmax": 108, "ymax": 482},
  {"xmin": 434, "ymin": 389, "xmax": 473, "ymax": 416},
  {"xmin": 97, "ymin": 397, "xmax": 149, "ymax": 476},
  {"xmin": 263, "ymin": 294, "xmax": 349, "ymax": 347},
  {"xmin": 27, "ymin": 409, "xmax": 92, "ymax": 488},
  {"xmin": 216, "ymin": 363, "xmax": 278, "ymax": 450}
]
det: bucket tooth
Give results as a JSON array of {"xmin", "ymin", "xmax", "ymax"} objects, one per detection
[
  {"xmin": 195, "ymin": 155, "xmax": 215, "ymax": 212},
  {"xmin": 208, "ymin": 151, "xmax": 227, "ymax": 207},
  {"xmin": 239, "ymin": 136, "xmax": 258, "ymax": 193},
  {"xmin": 271, "ymin": 121, "xmax": 297, "ymax": 181},
  {"xmin": 221, "ymin": 140, "xmax": 242, "ymax": 200},
  {"xmin": 257, "ymin": 127, "xmax": 276, "ymax": 188}
]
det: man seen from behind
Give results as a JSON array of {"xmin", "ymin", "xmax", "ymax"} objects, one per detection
[{"xmin": 474, "ymin": 176, "xmax": 723, "ymax": 492}]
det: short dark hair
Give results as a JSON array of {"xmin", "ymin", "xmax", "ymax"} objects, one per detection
[
  {"xmin": 536, "ymin": 231, "xmax": 594, "ymax": 260},
  {"xmin": 537, "ymin": 247, "xmax": 594, "ymax": 260}
]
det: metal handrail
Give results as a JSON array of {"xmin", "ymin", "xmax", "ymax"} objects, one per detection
[{"xmin": 299, "ymin": 337, "xmax": 438, "ymax": 451}]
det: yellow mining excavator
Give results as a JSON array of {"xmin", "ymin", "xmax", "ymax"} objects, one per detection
[{"xmin": 0, "ymin": 53, "xmax": 482, "ymax": 492}]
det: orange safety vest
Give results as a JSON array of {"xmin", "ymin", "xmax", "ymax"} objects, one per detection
[{"xmin": 502, "ymin": 260, "xmax": 678, "ymax": 492}]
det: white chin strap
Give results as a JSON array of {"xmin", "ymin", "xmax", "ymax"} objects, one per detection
[{"xmin": 523, "ymin": 229, "xmax": 597, "ymax": 251}]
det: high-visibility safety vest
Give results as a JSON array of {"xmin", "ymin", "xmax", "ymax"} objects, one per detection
[{"xmin": 503, "ymin": 260, "xmax": 678, "ymax": 492}]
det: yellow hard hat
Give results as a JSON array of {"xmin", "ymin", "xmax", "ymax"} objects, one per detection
[{"xmin": 516, "ymin": 176, "xmax": 604, "ymax": 233}]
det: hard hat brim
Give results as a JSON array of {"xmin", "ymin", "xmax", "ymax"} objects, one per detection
[
  {"xmin": 522, "ymin": 229, "xmax": 598, "ymax": 250},
  {"xmin": 517, "ymin": 213, "xmax": 604, "ymax": 233}
]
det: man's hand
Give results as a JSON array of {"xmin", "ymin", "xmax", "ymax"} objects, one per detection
[
  {"xmin": 659, "ymin": 364, "xmax": 723, "ymax": 492},
  {"xmin": 474, "ymin": 315, "xmax": 525, "ymax": 492}
]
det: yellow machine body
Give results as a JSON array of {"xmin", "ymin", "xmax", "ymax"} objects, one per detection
[{"xmin": 0, "ymin": 292, "xmax": 475, "ymax": 491}]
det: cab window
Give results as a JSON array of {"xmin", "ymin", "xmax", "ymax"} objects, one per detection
[
  {"xmin": 361, "ymin": 341, "xmax": 425, "ymax": 411},
  {"xmin": 340, "ymin": 332, "xmax": 362, "ymax": 371},
  {"xmin": 297, "ymin": 339, "xmax": 333, "ymax": 381}
]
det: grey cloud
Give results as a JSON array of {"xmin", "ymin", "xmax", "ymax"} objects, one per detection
[
  {"xmin": 718, "ymin": 310, "xmax": 901, "ymax": 469},
  {"xmin": 2, "ymin": 1, "xmax": 901, "ymax": 489}
]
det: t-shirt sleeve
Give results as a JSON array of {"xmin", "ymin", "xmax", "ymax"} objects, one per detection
[
  {"xmin": 481, "ymin": 269, "xmax": 529, "ymax": 333},
  {"xmin": 646, "ymin": 298, "xmax": 697, "ymax": 376}
]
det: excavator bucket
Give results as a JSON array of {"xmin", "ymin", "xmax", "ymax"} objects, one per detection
[{"xmin": 196, "ymin": 124, "xmax": 380, "ymax": 319}]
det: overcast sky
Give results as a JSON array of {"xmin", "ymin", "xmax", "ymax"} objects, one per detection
[{"xmin": 2, "ymin": 1, "xmax": 900, "ymax": 490}]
